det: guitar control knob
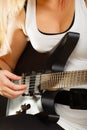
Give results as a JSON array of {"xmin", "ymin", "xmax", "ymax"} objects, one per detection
[
  {"xmin": 21, "ymin": 103, "xmax": 31, "ymax": 112},
  {"xmin": 16, "ymin": 103, "xmax": 31, "ymax": 114}
]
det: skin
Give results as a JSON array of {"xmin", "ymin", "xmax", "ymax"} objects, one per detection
[{"xmin": 0, "ymin": 0, "xmax": 87, "ymax": 99}]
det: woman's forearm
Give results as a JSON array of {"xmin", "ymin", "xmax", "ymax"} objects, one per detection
[{"xmin": 0, "ymin": 58, "xmax": 12, "ymax": 72}]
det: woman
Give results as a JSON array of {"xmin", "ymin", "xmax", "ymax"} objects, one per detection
[{"xmin": 0, "ymin": 0, "xmax": 87, "ymax": 129}]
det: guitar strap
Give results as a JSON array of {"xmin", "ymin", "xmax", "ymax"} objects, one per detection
[
  {"xmin": 47, "ymin": 32, "xmax": 80, "ymax": 72},
  {"xmin": 41, "ymin": 32, "xmax": 80, "ymax": 122}
]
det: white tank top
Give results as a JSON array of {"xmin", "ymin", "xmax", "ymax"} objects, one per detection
[{"xmin": 25, "ymin": 0, "xmax": 87, "ymax": 130}]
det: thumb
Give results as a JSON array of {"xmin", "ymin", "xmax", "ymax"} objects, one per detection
[{"xmin": 4, "ymin": 70, "xmax": 21, "ymax": 80}]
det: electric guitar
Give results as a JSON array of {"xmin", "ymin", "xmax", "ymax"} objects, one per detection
[{"xmin": 1, "ymin": 32, "xmax": 81, "ymax": 116}]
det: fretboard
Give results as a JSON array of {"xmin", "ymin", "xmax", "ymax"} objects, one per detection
[{"xmin": 40, "ymin": 70, "xmax": 87, "ymax": 90}]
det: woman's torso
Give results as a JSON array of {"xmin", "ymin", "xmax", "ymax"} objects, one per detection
[{"xmin": 25, "ymin": 0, "xmax": 87, "ymax": 64}]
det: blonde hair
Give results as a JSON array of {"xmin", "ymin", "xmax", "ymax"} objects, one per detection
[{"xmin": 0, "ymin": 0, "xmax": 26, "ymax": 55}]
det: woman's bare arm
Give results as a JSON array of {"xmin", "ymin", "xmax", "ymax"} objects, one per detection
[{"xmin": 0, "ymin": 29, "xmax": 28, "ymax": 98}]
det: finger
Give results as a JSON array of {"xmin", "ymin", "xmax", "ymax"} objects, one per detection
[
  {"xmin": 7, "ymin": 83, "xmax": 27, "ymax": 91},
  {"xmin": 3, "ymin": 70, "xmax": 21, "ymax": 80},
  {"xmin": 1, "ymin": 75, "xmax": 27, "ymax": 91},
  {"xmin": 1, "ymin": 86, "xmax": 26, "ymax": 99}
]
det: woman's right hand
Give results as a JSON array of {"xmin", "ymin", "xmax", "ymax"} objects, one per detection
[{"xmin": 0, "ymin": 70, "xmax": 27, "ymax": 99}]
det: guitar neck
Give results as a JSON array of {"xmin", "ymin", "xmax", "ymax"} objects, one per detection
[
  {"xmin": 13, "ymin": 69, "xmax": 87, "ymax": 96},
  {"xmin": 40, "ymin": 70, "xmax": 87, "ymax": 90}
]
